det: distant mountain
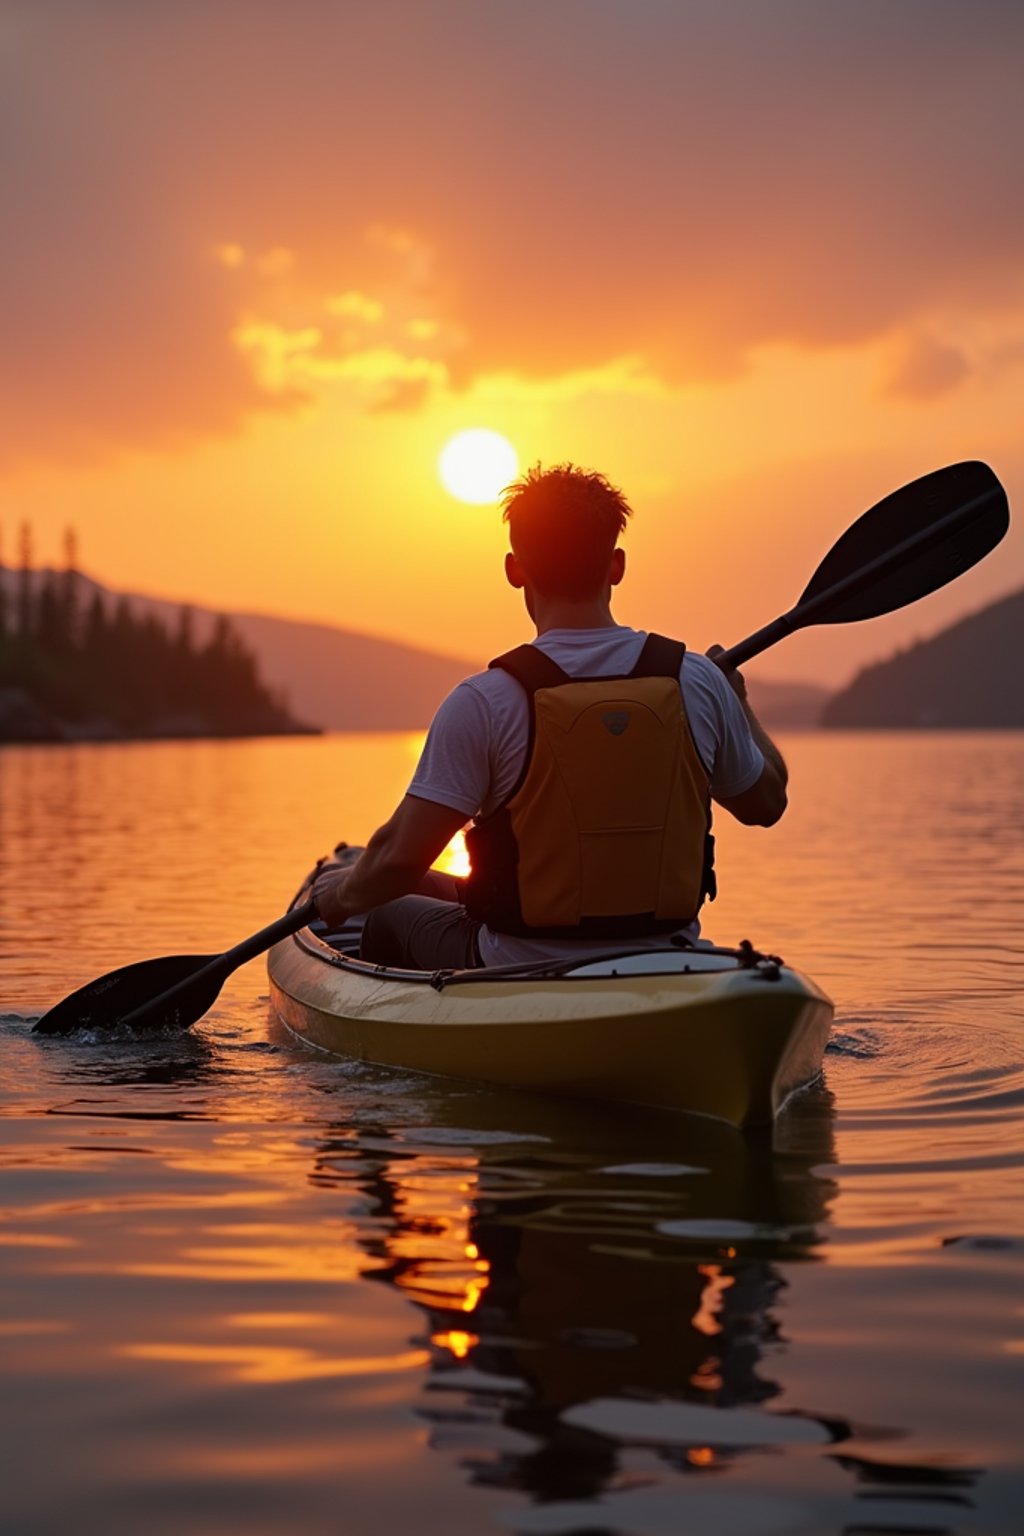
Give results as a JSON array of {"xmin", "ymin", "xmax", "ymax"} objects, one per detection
[
  {"xmin": 228, "ymin": 610, "xmax": 477, "ymax": 730},
  {"xmin": 233, "ymin": 611, "xmax": 829, "ymax": 731},
  {"xmin": 822, "ymin": 588, "xmax": 1024, "ymax": 728},
  {"xmin": 744, "ymin": 678, "xmax": 829, "ymax": 729},
  {"xmin": 0, "ymin": 568, "xmax": 830, "ymax": 730}
]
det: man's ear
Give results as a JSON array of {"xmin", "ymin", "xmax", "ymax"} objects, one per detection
[
  {"xmin": 505, "ymin": 551, "xmax": 526, "ymax": 589},
  {"xmin": 609, "ymin": 547, "xmax": 626, "ymax": 587}
]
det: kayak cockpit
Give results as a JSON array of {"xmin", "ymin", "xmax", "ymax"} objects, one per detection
[
  {"xmin": 299, "ymin": 914, "xmax": 788, "ymax": 987},
  {"xmin": 269, "ymin": 894, "xmax": 833, "ymax": 1127}
]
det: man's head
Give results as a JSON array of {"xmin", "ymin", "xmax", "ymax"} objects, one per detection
[{"xmin": 500, "ymin": 463, "xmax": 632, "ymax": 604}]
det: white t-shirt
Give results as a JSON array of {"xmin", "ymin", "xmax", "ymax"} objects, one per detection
[{"xmin": 408, "ymin": 626, "xmax": 764, "ymax": 965}]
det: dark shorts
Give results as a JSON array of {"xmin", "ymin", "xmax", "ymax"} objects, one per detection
[{"xmin": 360, "ymin": 869, "xmax": 483, "ymax": 971}]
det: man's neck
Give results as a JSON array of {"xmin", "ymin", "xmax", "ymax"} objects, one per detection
[{"xmin": 531, "ymin": 595, "xmax": 618, "ymax": 636}]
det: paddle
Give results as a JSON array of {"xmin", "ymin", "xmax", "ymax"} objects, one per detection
[
  {"xmin": 714, "ymin": 461, "xmax": 1008, "ymax": 670},
  {"xmin": 34, "ymin": 460, "xmax": 1008, "ymax": 1038},
  {"xmin": 33, "ymin": 900, "xmax": 318, "ymax": 1035}
]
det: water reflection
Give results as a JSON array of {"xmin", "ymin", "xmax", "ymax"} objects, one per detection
[
  {"xmin": 304, "ymin": 1085, "xmax": 993, "ymax": 1528},
  {"xmin": 4, "ymin": 1003, "xmax": 1002, "ymax": 1533},
  {"xmin": 310, "ymin": 1088, "xmax": 844, "ymax": 1505}
]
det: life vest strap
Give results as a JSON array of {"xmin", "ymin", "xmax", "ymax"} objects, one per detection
[
  {"xmin": 489, "ymin": 633, "xmax": 685, "ymax": 692},
  {"xmin": 488, "ymin": 644, "xmax": 571, "ymax": 695},
  {"xmin": 629, "ymin": 633, "xmax": 686, "ymax": 679}
]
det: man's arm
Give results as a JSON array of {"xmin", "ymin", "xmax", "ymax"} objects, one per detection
[
  {"xmin": 313, "ymin": 795, "xmax": 468, "ymax": 927},
  {"xmin": 705, "ymin": 645, "xmax": 788, "ymax": 828},
  {"xmin": 313, "ymin": 674, "xmax": 494, "ymax": 927}
]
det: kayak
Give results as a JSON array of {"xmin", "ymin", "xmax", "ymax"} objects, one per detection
[{"xmin": 268, "ymin": 898, "xmax": 834, "ymax": 1128}]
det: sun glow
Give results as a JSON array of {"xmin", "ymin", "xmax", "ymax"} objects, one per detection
[
  {"xmin": 432, "ymin": 829, "xmax": 471, "ymax": 878},
  {"xmin": 438, "ymin": 429, "xmax": 519, "ymax": 505}
]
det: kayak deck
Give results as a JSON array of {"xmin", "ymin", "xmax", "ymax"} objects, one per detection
[{"xmin": 268, "ymin": 917, "xmax": 833, "ymax": 1128}]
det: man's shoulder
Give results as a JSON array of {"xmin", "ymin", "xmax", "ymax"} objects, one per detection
[
  {"xmin": 450, "ymin": 666, "xmax": 522, "ymax": 700},
  {"xmin": 680, "ymin": 648, "xmax": 722, "ymax": 686},
  {"xmin": 679, "ymin": 648, "xmax": 754, "ymax": 749},
  {"xmin": 432, "ymin": 667, "xmax": 527, "ymax": 730}
]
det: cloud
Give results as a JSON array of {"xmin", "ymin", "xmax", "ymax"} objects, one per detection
[
  {"xmin": 230, "ymin": 322, "xmax": 324, "ymax": 394},
  {"xmin": 882, "ymin": 332, "xmax": 974, "ymax": 401},
  {"xmin": 232, "ymin": 318, "xmax": 449, "ymax": 401},
  {"xmin": 3, "ymin": 1, "xmax": 1024, "ymax": 470},
  {"xmin": 326, "ymin": 291, "xmax": 385, "ymax": 323},
  {"xmin": 474, "ymin": 357, "xmax": 667, "ymax": 404},
  {"xmin": 369, "ymin": 376, "xmax": 435, "ymax": 414}
]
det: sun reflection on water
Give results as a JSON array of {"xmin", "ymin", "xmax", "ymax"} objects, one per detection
[{"xmin": 119, "ymin": 1341, "xmax": 430, "ymax": 1384}]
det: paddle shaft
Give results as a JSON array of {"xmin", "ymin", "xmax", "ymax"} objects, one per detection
[
  {"xmin": 715, "ymin": 484, "xmax": 1003, "ymax": 671},
  {"xmin": 116, "ymin": 899, "xmax": 318, "ymax": 1028}
]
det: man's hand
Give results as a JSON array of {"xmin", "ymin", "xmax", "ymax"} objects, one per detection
[
  {"xmin": 310, "ymin": 798, "xmax": 468, "ymax": 927},
  {"xmin": 705, "ymin": 643, "xmax": 788, "ymax": 827},
  {"xmin": 705, "ymin": 644, "xmax": 747, "ymax": 701},
  {"xmin": 312, "ymin": 866, "xmax": 356, "ymax": 928}
]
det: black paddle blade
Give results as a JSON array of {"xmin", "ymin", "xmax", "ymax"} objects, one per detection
[
  {"xmin": 799, "ymin": 461, "xmax": 1008, "ymax": 624},
  {"xmin": 33, "ymin": 954, "xmax": 223, "ymax": 1036}
]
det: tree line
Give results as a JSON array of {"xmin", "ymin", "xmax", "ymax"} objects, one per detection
[{"xmin": 0, "ymin": 529, "xmax": 311, "ymax": 738}]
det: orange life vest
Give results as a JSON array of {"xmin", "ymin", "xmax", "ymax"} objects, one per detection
[{"xmin": 463, "ymin": 634, "xmax": 715, "ymax": 939}]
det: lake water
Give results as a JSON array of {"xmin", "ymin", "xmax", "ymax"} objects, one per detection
[{"xmin": 2, "ymin": 732, "xmax": 1023, "ymax": 1535}]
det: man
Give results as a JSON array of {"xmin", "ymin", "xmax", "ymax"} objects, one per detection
[{"xmin": 313, "ymin": 463, "xmax": 787, "ymax": 968}]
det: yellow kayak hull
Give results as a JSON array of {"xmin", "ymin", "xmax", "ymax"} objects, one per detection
[{"xmin": 268, "ymin": 925, "xmax": 833, "ymax": 1128}]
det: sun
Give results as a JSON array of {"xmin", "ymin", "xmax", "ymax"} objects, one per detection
[{"xmin": 438, "ymin": 429, "xmax": 519, "ymax": 505}]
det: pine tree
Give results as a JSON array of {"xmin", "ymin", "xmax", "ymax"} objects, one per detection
[
  {"xmin": 17, "ymin": 522, "xmax": 33, "ymax": 641},
  {"xmin": 83, "ymin": 591, "xmax": 108, "ymax": 665},
  {"xmin": 35, "ymin": 572, "xmax": 63, "ymax": 652},
  {"xmin": 62, "ymin": 526, "xmax": 80, "ymax": 651},
  {"xmin": 0, "ymin": 523, "xmax": 8, "ymax": 643}
]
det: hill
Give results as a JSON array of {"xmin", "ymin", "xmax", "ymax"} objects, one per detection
[
  {"xmin": 743, "ymin": 678, "xmax": 828, "ymax": 729},
  {"xmin": 822, "ymin": 587, "xmax": 1024, "ymax": 728},
  {"xmin": 0, "ymin": 568, "xmax": 829, "ymax": 732},
  {"xmin": 228, "ymin": 610, "xmax": 478, "ymax": 730},
  {"xmin": 231, "ymin": 610, "xmax": 829, "ymax": 731}
]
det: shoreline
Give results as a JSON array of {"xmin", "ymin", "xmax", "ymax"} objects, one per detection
[
  {"xmin": 0, "ymin": 725, "xmax": 323, "ymax": 747},
  {"xmin": 0, "ymin": 686, "xmax": 320, "ymax": 745}
]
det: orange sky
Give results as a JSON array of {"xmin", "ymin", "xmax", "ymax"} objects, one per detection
[{"xmin": 3, "ymin": 1, "xmax": 1023, "ymax": 686}]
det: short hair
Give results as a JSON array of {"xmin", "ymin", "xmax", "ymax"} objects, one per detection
[{"xmin": 500, "ymin": 463, "xmax": 632, "ymax": 600}]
